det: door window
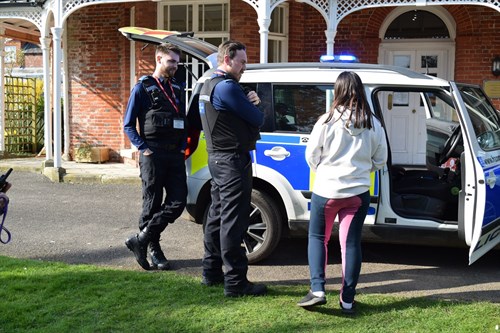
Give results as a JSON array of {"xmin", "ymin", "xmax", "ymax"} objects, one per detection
[
  {"xmin": 425, "ymin": 92, "xmax": 458, "ymax": 122},
  {"xmin": 456, "ymin": 85, "xmax": 500, "ymax": 151},
  {"xmin": 272, "ymin": 84, "xmax": 332, "ymax": 133},
  {"xmin": 268, "ymin": 4, "xmax": 289, "ymax": 62},
  {"xmin": 160, "ymin": 1, "xmax": 229, "ymax": 106},
  {"xmin": 384, "ymin": 10, "xmax": 450, "ymax": 39},
  {"xmin": 160, "ymin": 1, "xmax": 229, "ymax": 47}
]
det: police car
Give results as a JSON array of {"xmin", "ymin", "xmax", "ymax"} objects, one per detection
[{"xmin": 120, "ymin": 27, "xmax": 500, "ymax": 265}]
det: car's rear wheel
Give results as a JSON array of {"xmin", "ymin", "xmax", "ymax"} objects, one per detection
[{"xmin": 201, "ymin": 189, "xmax": 283, "ymax": 263}]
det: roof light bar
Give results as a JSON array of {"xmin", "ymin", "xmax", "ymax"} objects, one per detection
[{"xmin": 320, "ymin": 55, "xmax": 359, "ymax": 63}]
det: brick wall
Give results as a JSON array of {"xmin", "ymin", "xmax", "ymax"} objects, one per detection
[
  {"xmin": 229, "ymin": 0, "xmax": 260, "ymax": 62},
  {"xmin": 65, "ymin": 2, "xmax": 499, "ymax": 161},
  {"xmin": 331, "ymin": 5, "xmax": 500, "ymax": 109},
  {"xmin": 335, "ymin": 7, "xmax": 392, "ymax": 64},
  {"xmin": 448, "ymin": 5, "xmax": 500, "ymax": 110},
  {"xmin": 66, "ymin": 4, "xmax": 132, "ymax": 161},
  {"xmin": 133, "ymin": 2, "xmax": 158, "ymax": 79},
  {"xmin": 288, "ymin": 2, "xmax": 325, "ymax": 62}
]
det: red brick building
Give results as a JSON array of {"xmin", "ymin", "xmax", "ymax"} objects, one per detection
[{"xmin": 1, "ymin": 1, "xmax": 499, "ymax": 163}]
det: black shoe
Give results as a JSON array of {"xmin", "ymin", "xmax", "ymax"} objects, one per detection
[
  {"xmin": 339, "ymin": 300, "xmax": 356, "ymax": 315},
  {"xmin": 149, "ymin": 241, "xmax": 170, "ymax": 270},
  {"xmin": 297, "ymin": 290, "xmax": 327, "ymax": 307},
  {"xmin": 125, "ymin": 228, "xmax": 152, "ymax": 271},
  {"xmin": 224, "ymin": 282, "xmax": 267, "ymax": 297},
  {"xmin": 201, "ymin": 275, "xmax": 224, "ymax": 287}
]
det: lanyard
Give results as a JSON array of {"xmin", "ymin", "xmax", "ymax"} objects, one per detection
[{"xmin": 153, "ymin": 77, "xmax": 179, "ymax": 114}]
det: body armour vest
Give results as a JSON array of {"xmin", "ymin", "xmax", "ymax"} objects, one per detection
[
  {"xmin": 199, "ymin": 76, "xmax": 260, "ymax": 153},
  {"xmin": 139, "ymin": 76, "xmax": 186, "ymax": 143}
]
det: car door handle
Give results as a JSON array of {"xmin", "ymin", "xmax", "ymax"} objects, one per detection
[
  {"xmin": 486, "ymin": 171, "xmax": 497, "ymax": 189},
  {"xmin": 264, "ymin": 146, "xmax": 291, "ymax": 161}
]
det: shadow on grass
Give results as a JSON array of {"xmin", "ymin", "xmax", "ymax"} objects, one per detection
[
  {"xmin": 1, "ymin": 255, "xmax": 498, "ymax": 333},
  {"xmin": 258, "ymin": 238, "xmax": 500, "ymax": 303}
]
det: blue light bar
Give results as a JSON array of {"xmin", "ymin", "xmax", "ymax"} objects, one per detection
[{"xmin": 320, "ymin": 54, "xmax": 359, "ymax": 63}]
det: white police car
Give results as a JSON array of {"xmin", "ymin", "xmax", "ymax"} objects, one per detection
[{"xmin": 121, "ymin": 27, "xmax": 500, "ymax": 265}]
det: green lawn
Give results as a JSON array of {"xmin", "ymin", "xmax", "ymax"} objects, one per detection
[{"xmin": 0, "ymin": 256, "xmax": 498, "ymax": 333}]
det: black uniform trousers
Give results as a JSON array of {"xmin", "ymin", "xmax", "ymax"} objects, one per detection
[
  {"xmin": 138, "ymin": 147, "xmax": 187, "ymax": 241},
  {"xmin": 202, "ymin": 151, "xmax": 253, "ymax": 289}
]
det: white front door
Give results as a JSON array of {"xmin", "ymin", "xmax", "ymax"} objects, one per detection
[{"xmin": 379, "ymin": 45, "xmax": 453, "ymax": 165}]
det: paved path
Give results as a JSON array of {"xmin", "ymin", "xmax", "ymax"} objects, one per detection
[{"xmin": 0, "ymin": 157, "xmax": 140, "ymax": 184}]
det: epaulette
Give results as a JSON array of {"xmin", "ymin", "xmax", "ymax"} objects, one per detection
[{"xmin": 139, "ymin": 76, "xmax": 161, "ymax": 105}]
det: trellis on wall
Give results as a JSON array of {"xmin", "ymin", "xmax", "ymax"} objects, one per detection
[{"xmin": 3, "ymin": 76, "xmax": 43, "ymax": 155}]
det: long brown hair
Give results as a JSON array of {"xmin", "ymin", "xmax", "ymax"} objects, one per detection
[{"xmin": 324, "ymin": 71, "xmax": 373, "ymax": 129}]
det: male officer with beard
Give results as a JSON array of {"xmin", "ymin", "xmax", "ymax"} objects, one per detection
[{"xmin": 124, "ymin": 43, "xmax": 187, "ymax": 271}]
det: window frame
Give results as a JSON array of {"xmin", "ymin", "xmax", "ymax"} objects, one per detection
[
  {"xmin": 268, "ymin": 4, "xmax": 289, "ymax": 63},
  {"xmin": 158, "ymin": 0, "xmax": 230, "ymax": 44}
]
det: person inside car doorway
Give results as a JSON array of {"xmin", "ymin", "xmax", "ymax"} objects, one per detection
[
  {"xmin": 198, "ymin": 40, "xmax": 266, "ymax": 297},
  {"xmin": 298, "ymin": 71, "xmax": 388, "ymax": 314},
  {"xmin": 123, "ymin": 43, "xmax": 188, "ymax": 271}
]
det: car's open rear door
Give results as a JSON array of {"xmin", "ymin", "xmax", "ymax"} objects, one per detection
[
  {"xmin": 119, "ymin": 27, "xmax": 218, "ymax": 68},
  {"xmin": 450, "ymin": 82, "xmax": 500, "ymax": 264}
]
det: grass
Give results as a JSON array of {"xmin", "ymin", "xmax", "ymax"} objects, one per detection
[{"xmin": 0, "ymin": 256, "xmax": 499, "ymax": 333}]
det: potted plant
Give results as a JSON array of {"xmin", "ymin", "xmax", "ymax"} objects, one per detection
[{"xmin": 74, "ymin": 143, "xmax": 109, "ymax": 163}]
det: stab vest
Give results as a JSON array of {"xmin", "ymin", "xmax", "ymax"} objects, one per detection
[
  {"xmin": 199, "ymin": 76, "xmax": 260, "ymax": 153},
  {"xmin": 139, "ymin": 76, "xmax": 186, "ymax": 143}
]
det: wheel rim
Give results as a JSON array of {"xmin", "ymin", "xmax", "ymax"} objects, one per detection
[{"xmin": 242, "ymin": 203, "xmax": 267, "ymax": 256}]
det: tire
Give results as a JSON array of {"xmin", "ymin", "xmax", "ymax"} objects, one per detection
[
  {"xmin": 245, "ymin": 189, "xmax": 283, "ymax": 264},
  {"xmin": 201, "ymin": 189, "xmax": 283, "ymax": 264}
]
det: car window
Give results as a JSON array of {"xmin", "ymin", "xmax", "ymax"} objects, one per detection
[
  {"xmin": 272, "ymin": 84, "xmax": 333, "ymax": 133},
  {"xmin": 457, "ymin": 85, "xmax": 500, "ymax": 151},
  {"xmin": 425, "ymin": 92, "xmax": 459, "ymax": 123}
]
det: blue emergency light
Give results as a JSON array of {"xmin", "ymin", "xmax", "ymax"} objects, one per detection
[{"xmin": 320, "ymin": 54, "xmax": 358, "ymax": 63}]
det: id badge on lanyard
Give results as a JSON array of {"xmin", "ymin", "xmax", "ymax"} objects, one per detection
[
  {"xmin": 173, "ymin": 118, "xmax": 185, "ymax": 129},
  {"xmin": 153, "ymin": 77, "xmax": 182, "ymax": 122}
]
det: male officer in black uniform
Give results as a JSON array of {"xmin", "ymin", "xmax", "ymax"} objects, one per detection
[
  {"xmin": 124, "ymin": 43, "xmax": 187, "ymax": 270},
  {"xmin": 199, "ymin": 40, "xmax": 266, "ymax": 297}
]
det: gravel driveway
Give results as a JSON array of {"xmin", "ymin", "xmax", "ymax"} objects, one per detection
[{"xmin": 1, "ymin": 171, "xmax": 499, "ymax": 303}]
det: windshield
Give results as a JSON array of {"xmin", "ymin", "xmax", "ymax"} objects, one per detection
[{"xmin": 456, "ymin": 85, "xmax": 500, "ymax": 151}]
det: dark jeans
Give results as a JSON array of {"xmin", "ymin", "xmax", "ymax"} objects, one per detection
[
  {"xmin": 308, "ymin": 191, "xmax": 370, "ymax": 303},
  {"xmin": 138, "ymin": 148, "xmax": 187, "ymax": 240},
  {"xmin": 202, "ymin": 151, "xmax": 253, "ymax": 289}
]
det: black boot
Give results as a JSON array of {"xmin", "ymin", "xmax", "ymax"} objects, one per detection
[
  {"xmin": 149, "ymin": 239, "xmax": 170, "ymax": 270},
  {"xmin": 125, "ymin": 227, "xmax": 152, "ymax": 270}
]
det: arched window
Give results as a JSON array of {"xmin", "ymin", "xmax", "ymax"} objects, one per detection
[{"xmin": 385, "ymin": 10, "xmax": 450, "ymax": 39}]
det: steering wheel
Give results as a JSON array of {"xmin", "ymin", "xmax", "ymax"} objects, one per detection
[{"xmin": 438, "ymin": 125, "xmax": 462, "ymax": 165}]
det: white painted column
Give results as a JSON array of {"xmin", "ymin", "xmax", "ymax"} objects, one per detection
[
  {"xmin": 257, "ymin": 0, "xmax": 271, "ymax": 64},
  {"xmin": 258, "ymin": 17, "xmax": 271, "ymax": 64},
  {"xmin": 325, "ymin": 0, "xmax": 338, "ymax": 56},
  {"xmin": 39, "ymin": 36, "xmax": 52, "ymax": 160},
  {"xmin": 62, "ymin": 23, "xmax": 69, "ymax": 160},
  {"xmin": 51, "ymin": 27, "xmax": 63, "ymax": 168},
  {"xmin": 325, "ymin": 29, "xmax": 337, "ymax": 56},
  {"xmin": 0, "ymin": 35, "xmax": 5, "ymax": 152}
]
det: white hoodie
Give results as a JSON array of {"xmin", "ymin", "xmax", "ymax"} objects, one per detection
[{"xmin": 305, "ymin": 108, "xmax": 388, "ymax": 199}]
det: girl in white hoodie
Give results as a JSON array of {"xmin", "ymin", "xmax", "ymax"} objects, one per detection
[{"xmin": 297, "ymin": 71, "xmax": 388, "ymax": 314}]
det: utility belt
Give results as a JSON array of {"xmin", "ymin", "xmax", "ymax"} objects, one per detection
[
  {"xmin": 146, "ymin": 140, "xmax": 180, "ymax": 152},
  {"xmin": 208, "ymin": 148, "xmax": 248, "ymax": 153}
]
